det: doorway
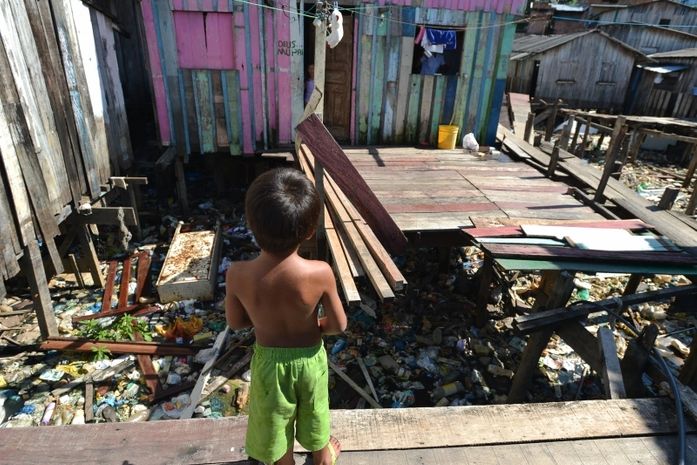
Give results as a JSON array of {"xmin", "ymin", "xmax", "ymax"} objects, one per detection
[{"xmin": 304, "ymin": 11, "xmax": 354, "ymax": 142}]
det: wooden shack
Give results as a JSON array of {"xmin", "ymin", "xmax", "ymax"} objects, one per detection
[
  {"xmin": 600, "ymin": 24, "xmax": 697, "ymax": 55},
  {"xmin": 507, "ymin": 30, "xmax": 645, "ymax": 110},
  {"xmin": 592, "ymin": 0, "xmax": 697, "ymax": 32},
  {"xmin": 139, "ymin": 0, "xmax": 526, "ymax": 155},
  {"xmin": 629, "ymin": 47, "xmax": 697, "ymax": 118},
  {"xmin": 0, "ymin": 0, "xmax": 132, "ymax": 335}
]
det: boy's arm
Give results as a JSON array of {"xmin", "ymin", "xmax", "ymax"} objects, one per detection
[
  {"xmin": 225, "ymin": 265, "xmax": 253, "ymax": 330},
  {"xmin": 318, "ymin": 263, "xmax": 347, "ymax": 335}
]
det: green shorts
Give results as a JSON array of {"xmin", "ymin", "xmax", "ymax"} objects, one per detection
[{"xmin": 245, "ymin": 343, "xmax": 330, "ymax": 464}]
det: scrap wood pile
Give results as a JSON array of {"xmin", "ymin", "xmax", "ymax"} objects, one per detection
[{"xmin": 296, "ymin": 146, "xmax": 407, "ymax": 304}]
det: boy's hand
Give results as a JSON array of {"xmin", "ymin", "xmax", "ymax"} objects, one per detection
[{"xmin": 317, "ymin": 263, "xmax": 347, "ymax": 335}]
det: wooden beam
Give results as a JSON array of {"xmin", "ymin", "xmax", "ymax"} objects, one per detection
[
  {"xmin": 547, "ymin": 141, "xmax": 560, "ymax": 178},
  {"xmin": 296, "ymin": 114, "xmax": 407, "ymax": 255},
  {"xmin": 679, "ymin": 332, "xmax": 697, "ymax": 388},
  {"xmin": 596, "ymin": 326, "xmax": 626, "ymax": 399},
  {"xmin": 515, "ymin": 285, "xmax": 697, "ymax": 334},
  {"xmin": 640, "ymin": 128, "xmax": 697, "ymax": 145},
  {"xmin": 77, "ymin": 224, "xmax": 104, "ymax": 288},
  {"xmin": 557, "ymin": 322, "xmax": 603, "ymax": 374},
  {"xmin": 594, "ymin": 116, "xmax": 627, "ymax": 203},
  {"xmin": 117, "ymin": 256, "xmax": 131, "ymax": 309},
  {"xmin": 101, "ymin": 261, "xmax": 117, "ymax": 312},
  {"xmin": 558, "ymin": 115, "xmax": 574, "ymax": 150},
  {"xmin": 686, "ymin": 180, "xmax": 697, "ymax": 216},
  {"xmin": 78, "ymin": 207, "xmax": 137, "ymax": 226},
  {"xmin": 544, "ymin": 99, "xmax": 561, "ymax": 141},
  {"xmin": 682, "ymin": 145, "xmax": 697, "ymax": 189},
  {"xmin": 328, "ymin": 359, "xmax": 381, "ymax": 408},
  {"xmin": 21, "ymin": 239, "xmax": 58, "ymax": 338},
  {"xmin": 523, "ymin": 112, "xmax": 534, "ymax": 144},
  {"xmin": 68, "ymin": 253, "xmax": 85, "ymax": 288},
  {"xmin": 507, "ymin": 328, "xmax": 554, "ymax": 403},
  {"xmin": 155, "ymin": 146, "xmax": 176, "ymax": 170},
  {"xmin": 621, "ymin": 324, "xmax": 658, "ymax": 398},
  {"xmin": 657, "ymin": 186, "xmax": 680, "ymax": 210},
  {"xmin": 39, "ymin": 337, "xmax": 200, "ymax": 355}
]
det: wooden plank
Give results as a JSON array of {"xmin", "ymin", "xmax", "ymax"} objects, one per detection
[
  {"xmin": 193, "ymin": 70, "xmax": 215, "ymax": 153},
  {"xmin": 77, "ymin": 223, "xmax": 105, "ymax": 288},
  {"xmin": 118, "ymin": 256, "xmax": 132, "ymax": 309},
  {"xmin": 405, "ymin": 74, "xmax": 422, "ymax": 143},
  {"xmin": 101, "ymin": 261, "xmax": 117, "ymax": 312},
  {"xmin": 483, "ymin": 244, "xmax": 697, "ymax": 265},
  {"xmin": 180, "ymin": 327, "xmax": 229, "ymax": 419},
  {"xmin": 557, "ymin": 322, "xmax": 603, "ymax": 375},
  {"xmin": 419, "ymin": 75, "xmax": 434, "ymax": 144},
  {"xmin": 20, "ymin": 239, "xmax": 58, "ymax": 338},
  {"xmin": 23, "ymin": 0, "xmax": 83, "ymax": 204},
  {"xmin": 211, "ymin": 71, "xmax": 228, "ymax": 148},
  {"xmin": 597, "ymin": 326, "xmax": 627, "ymax": 399},
  {"xmin": 40, "ymin": 337, "xmax": 199, "ymax": 356},
  {"xmin": 296, "ymin": 115, "xmax": 408, "ymax": 255},
  {"xmin": 222, "ymin": 70, "xmax": 242, "ymax": 155},
  {"xmin": 394, "ymin": 36, "xmax": 414, "ymax": 143},
  {"xmin": 51, "ymin": 0, "xmax": 101, "ymax": 197},
  {"xmin": 328, "ymin": 359, "xmax": 382, "ymax": 408}
]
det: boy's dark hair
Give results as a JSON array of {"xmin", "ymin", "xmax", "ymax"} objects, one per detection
[{"xmin": 245, "ymin": 168, "xmax": 321, "ymax": 254}]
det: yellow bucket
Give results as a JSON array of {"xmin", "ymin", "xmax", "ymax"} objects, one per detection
[{"xmin": 437, "ymin": 125, "xmax": 459, "ymax": 149}]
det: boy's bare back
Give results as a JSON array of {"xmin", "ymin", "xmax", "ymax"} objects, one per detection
[{"xmin": 226, "ymin": 251, "xmax": 346, "ymax": 347}]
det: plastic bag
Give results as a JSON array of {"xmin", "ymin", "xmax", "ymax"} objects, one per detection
[{"xmin": 462, "ymin": 133, "xmax": 479, "ymax": 151}]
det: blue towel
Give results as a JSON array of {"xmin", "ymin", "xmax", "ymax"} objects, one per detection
[{"xmin": 426, "ymin": 29, "xmax": 456, "ymax": 50}]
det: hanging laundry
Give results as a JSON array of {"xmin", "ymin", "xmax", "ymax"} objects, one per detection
[
  {"xmin": 327, "ymin": 8, "xmax": 344, "ymax": 49},
  {"xmin": 426, "ymin": 28, "xmax": 457, "ymax": 50},
  {"xmin": 420, "ymin": 54, "xmax": 445, "ymax": 75},
  {"xmin": 420, "ymin": 35, "xmax": 444, "ymax": 58},
  {"xmin": 415, "ymin": 26, "xmax": 426, "ymax": 45}
]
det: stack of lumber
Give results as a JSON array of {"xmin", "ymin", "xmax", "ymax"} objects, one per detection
[{"xmin": 297, "ymin": 144, "xmax": 406, "ymax": 304}]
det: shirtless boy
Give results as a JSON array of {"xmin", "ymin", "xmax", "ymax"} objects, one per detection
[{"xmin": 225, "ymin": 167, "xmax": 347, "ymax": 465}]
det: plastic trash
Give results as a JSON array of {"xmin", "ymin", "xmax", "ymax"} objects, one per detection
[{"xmin": 462, "ymin": 133, "xmax": 479, "ymax": 151}]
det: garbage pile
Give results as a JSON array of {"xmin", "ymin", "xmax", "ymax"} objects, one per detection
[{"xmin": 1, "ymin": 170, "xmax": 695, "ymax": 427}]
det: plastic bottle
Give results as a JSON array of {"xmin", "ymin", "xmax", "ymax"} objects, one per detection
[{"xmin": 41, "ymin": 402, "xmax": 55, "ymax": 425}]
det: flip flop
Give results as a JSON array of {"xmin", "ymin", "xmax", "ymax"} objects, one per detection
[{"xmin": 328, "ymin": 436, "xmax": 341, "ymax": 465}]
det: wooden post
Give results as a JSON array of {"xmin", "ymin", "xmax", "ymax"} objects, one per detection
[
  {"xmin": 658, "ymin": 187, "xmax": 680, "ymax": 210},
  {"xmin": 313, "ymin": 7, "xmax": 327, "ymax": 122},
  {"xmin": 597, "ymin": 326, "xmax": 626, "ymax": 399},
  {"xmin": 679, "ymin": 333, "xmax": 697, "ymax": 388},
  {"xmin": 547, "ymin": 141, "xmax": 560, "ymax": 179},
  {"xmin": 622, "ymin": 324, "xmax": 658, "ymax": 397},
  {"xmin": 559, "ymin": 115, "xmax": 574, "ymax": 150},
  {"xmin": 577, "ymin": 118, "xmax": 591, "ymax": 157},
  {"xmin": 174, "ymin": 157, "xmax": 189, "ymax": 214},
  {"xmin": 626, "ymin": 130, "xmax": 644, "ymax": 165},
  {"xmin": 127, "ymin": 184, "xmax": 142, "ymax": 240},
  {"xmin": 544, "ymin": 99, "xmax": 561, "ymax": 142},
  {"xmin": 77, "ymin": 223, "xmax": 105, "ymax": 288},
  {"xmin": 569, "ymin": 116, "xmax": 582, "ymax": 153},
  {"xmin": 523, "ymin": 112, "xmax": 534, "ymax": 144},
  {"xmin": 683, "ymin": 144, "xmax": 697, "ymax": 189},
  {"xmin": 508, "ymin": 329, "xmax": 554, "ymax": 403},
  {"xmin": 21, "ymin": 239, "xmax": 58, "ymax": 338},
  {"xmin": 686, "ymin": 179, "xmax": 697, "ymax": 216},
  {"xmin": 594, "ymin": 116, "xmax": 627, "ymax": 203},
  {"xmin": 68, "ymin": 253, "xmax": 85, "ymax": 288}
]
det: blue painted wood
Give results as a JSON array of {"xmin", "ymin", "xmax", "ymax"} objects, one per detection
[
  {"xmin": 402, "ymin": 6, "xmax": 416, "ymax": 36},
  {"xmin": 367, "ymin": 6, "xmax": 379, "ymax": 145},
  {"xmin": 441, "ymin": 74, "xmax": 458, "ymax": 125},
  {"xmin": 177, "ymin": 69, "xmax": 191, "ymax": 154},
  {"xmin": 463, "ymin": 11, "xmax": 483, "ymax": 136},
  {"xmin": 485, "ymin": 78, "xmax": 506, "ymax": 144},
  {"xmin": 151, "ymin": 0, "xmax": 175, "ymax": 145},
  {"xmin": 474, "ymin": 12, "xmax": 498, "ymax": 140}
]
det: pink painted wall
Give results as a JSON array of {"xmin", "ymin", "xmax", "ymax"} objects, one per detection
[{"xmin": 173, "ymin": 11, "xmax": 235, "ymax": 69}]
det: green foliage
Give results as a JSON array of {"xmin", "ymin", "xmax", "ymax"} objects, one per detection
[
  {"xmin": 78, "ymin": 315, "xmax": 153, "ymax": 342},
  {"xmin": 91, "ymin": 345, "xmax": 112, "ymax": 362}
]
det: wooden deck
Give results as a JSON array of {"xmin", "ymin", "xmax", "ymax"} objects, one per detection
[
  {"xmin": 0, "ymin": 398, "xmax": 694, "ymax": 465},
  {"xmin": 344, "ymin": 147, "xmax": 602, "ymax": 234}
]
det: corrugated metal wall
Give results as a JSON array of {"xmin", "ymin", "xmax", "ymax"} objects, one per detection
[{"xmin": 141, "ymin": 0, "xmax": 525, "ymax": 155}]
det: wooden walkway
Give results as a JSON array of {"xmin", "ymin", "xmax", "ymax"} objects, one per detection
[
  {"xmin": 0, "ymin": 398, "xmax": 694, "ymax": 465},
  {"xmin": 344, "ymin": 147, "xmax": 602, "ymax": 234},
  {"xmin": 497, "ymin": 125, "xmax": 697, "ymax": 257}
]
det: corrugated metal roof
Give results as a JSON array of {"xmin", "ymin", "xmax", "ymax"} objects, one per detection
[
  {"xmin": 551, "ymin": 4, "xmax": 587, "ymax": 12},
  {"xmin": 638, "ymin": 64, "xmax": 690, "ymax": 73},
  {"xmin": 649, "ymin": 47, "xmax": 697, "ymax": 58}
]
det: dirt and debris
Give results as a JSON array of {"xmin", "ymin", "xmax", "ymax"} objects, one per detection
[{"xmin": 0, "ymin": 163, "xmax": 694, "ymax": 427}]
